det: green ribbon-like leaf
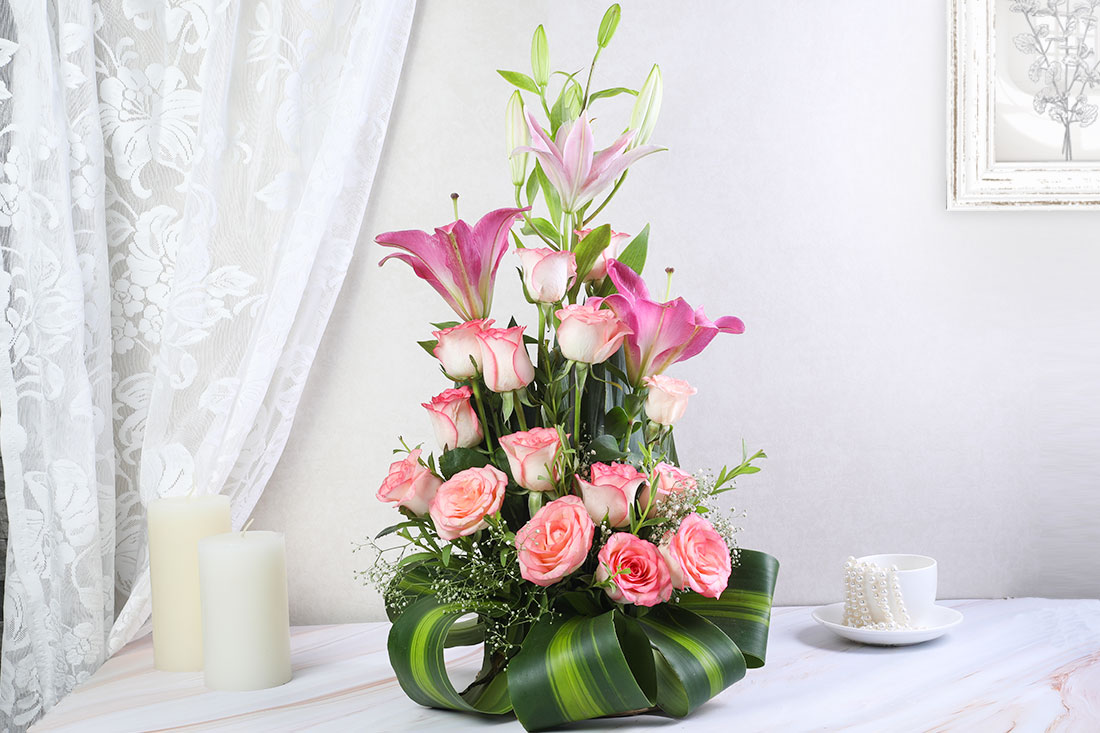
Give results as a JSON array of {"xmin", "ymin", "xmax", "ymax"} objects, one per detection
[
  {"xmin": 387, "ymin": 596, "xmax": 512, "ymax": 715},
  {"xmin": 637, "ymin": 605, "xmax": 746, "ymax": 717},
  {"xmin": 676, "ymin": 549, "xmax": 780, "ymax": 668},
  {"xmin": 507, "ymin": 610, "xmax": 656, "ymax": 731}
]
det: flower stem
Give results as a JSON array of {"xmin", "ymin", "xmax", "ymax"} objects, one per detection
[
  {"xmin": 470, "ymin": 379, "xmax": 495, "ymax": 450},
  {"xmin": 515, "ymin": 393, "xmax": 529, "ymax": 431},
  {"xmin": 573, "ymin": 364, "xmax": 588, "ymax": 446},
  {"xmin": 583, "ymin": 172, "xmax": 628, "ymax": 225}
]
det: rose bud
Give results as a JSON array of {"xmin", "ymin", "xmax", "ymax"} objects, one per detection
[
  {"xmin": 422, "ymin": 386, "xmax": 483, "ymax": 451},
  {"xmin": 639, "ymin": 462, "xmax": 698, "ymax": 512},
  {"xmin": 516, "ymin": 247, "xmax": 577, "ymax": 303},
  {"xmin": 476, "ymin": 326, "xmax": 535, "ymax": 393},
  {"xmin": 642, "ymin": 374, "xmax": 697, "ymax": 426},
  {"xmin": 375, "ymin": 449, "xmax": 442, "ymax": 516},
  {"xmin": 500, "ymin": 427, "xmax": 562, "ymax": 492},
  {"xmin": 555, "ymin": 303, "xmax": 631, "ymax": 365},
  {"xmin": 432, "ymin": 319, "xmax": 493, "ymax": 379},
  {"xmin": 576, "ymin": 462, "xmax": 646, "ymax": 527}
]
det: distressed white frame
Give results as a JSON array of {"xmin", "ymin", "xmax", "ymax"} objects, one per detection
[{"xmin": 949, "ymin": 0, "xmax": 1100, "ymax": 208}]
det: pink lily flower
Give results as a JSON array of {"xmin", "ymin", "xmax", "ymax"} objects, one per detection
[
  {"xmin": 376, "ymin": 207, "xmax": 529, "ymax": 320},
  {"xmin": 515, "ymin": 112, "xmax": 661, "ymax": 213},
  {"xmin": 595, "ymin": 260, "xmax": 745, "ymax": 385}
]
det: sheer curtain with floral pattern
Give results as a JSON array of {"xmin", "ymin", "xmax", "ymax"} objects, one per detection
[{"xmin": 0, "ymin": 0, "xmax": 414, "ymax": 728}]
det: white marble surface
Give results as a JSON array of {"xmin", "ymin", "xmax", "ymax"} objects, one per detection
[{"xmin": 32, "ymin": 599, "xmax": 1100, "ymax": 732}]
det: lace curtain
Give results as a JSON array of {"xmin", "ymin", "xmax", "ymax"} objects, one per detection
[{"xmin": 0, "ymin": 0, "xmax": 414, "ymax": 728}]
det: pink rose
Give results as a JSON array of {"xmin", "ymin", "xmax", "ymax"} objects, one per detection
[
  {"xmin": 516, "ymin": 248, "xmax": 577, "ymax": 303},
  {"xmin": 662, "ymin": 514, "xmax": 731, "ymax": 599},
  {"xmin": 576, "ymin": 462, "xmax": 646, "ymax": 527},
  {"xmin": 575, "ymin": 228, "xmax": 631, "ymax": 282},
  {"xmin": 515, "ymin": 496, "xmax": 594, "ymax": 586},
  {"xmin": 428, "ymin": 465, "xmax": 508, "ymax": 541},
  {"xmin": 476, "ymin": 326, "xmax": 535, "ymax": 393},
  {"xmin": 422, "ymin": 386, "xmax": 483, "ymax": 451},
  {"xmin": 596, "ymin": 532, "xmax": 672, "ymax": 607},
  {"xmin": 642, "ymin": 374, "xmax": 697, "ymax": 426},
  {"xmin": 500, "ymin": 427, "xmax": 562, "ymax": 492},
  {"xmin": 375, "ymin": 449, "xmax": 442, "ymax": 516},
  {"xmin": 432, "ymin": 319, "xmax": 493, "ymax": 379},
  {"xmin": 555, "ymin": 303, "xmax": 632, "ymax": 365},
  {"xmin": 639, "ymin": 462, "xmax": 698, "ymax": 512}
]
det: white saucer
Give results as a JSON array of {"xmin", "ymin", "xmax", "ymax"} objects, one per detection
[{"xmin": 811, "ymin": 602, "xmax": 963, "ymax": 646}]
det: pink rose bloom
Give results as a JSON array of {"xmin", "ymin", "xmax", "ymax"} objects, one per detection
[
  {"xmin": 515, "ymin": 496, "xmax": 594, "ymax": 586},
  {"xmin": 662, "ymin": 514, "xmax": 731, "ymax": 599},
  {"xmin": 596, "ymin": 532, "xmax": 672, "ymax": 607},
  {"xmin": 432, "ymin": 319, "xmax": 493, "ymax": 379},
  {"xmin": 642, "ymin": 374, "xmax": 697, "ymax": 426},
  {"xmin": 476, "ymin": 326, "xmax": 535, "ymax": 393},
  {"xmin": 500, "ymin": 427, "xmax": 562, "ymax": 492},
  {"xmin": 422, "ymin": 386, "xmax": 483, "ymax": 451},
  {"xmin": 429, "ymin": 465, "xmax": 508, "ymax": 541},
  {"xmin": 575, "ymin": 228, "xmax": 631, "ymax": 282},
  {"xmin": 639, "ymin": 462, "xmax": 698, "ymax": 512},
  {"xmin": 576, "ymin": 462, "xmax": 646, "ymax": 527},
  {"xmin": 375, "ymin": 449, "xmax": 442, "ymax": 516},
  {"xmin": 516, "ymin": 248, "xmax": 577, "ymax": 303},
  {"xmin": 555, "ymin": 303, "xmax": 632, "ymax": 365}
]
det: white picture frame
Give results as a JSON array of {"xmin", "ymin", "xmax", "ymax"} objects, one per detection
[{"xmin": 949, "ymin": 0, "xmax": 1100, "ymax": 208}]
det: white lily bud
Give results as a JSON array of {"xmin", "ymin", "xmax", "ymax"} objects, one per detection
[
  {"xmin": 506, "ymin": 90, "xmax": 529, "ymax": 187},
  {"xmin": 628, "ymin": 64, "xmax": 662, "ymax": 148}
]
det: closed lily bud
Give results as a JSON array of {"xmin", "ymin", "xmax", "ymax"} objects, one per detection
[
  {"xmin": 628, "ymin": 64, "xmax": 662, "ymax": 148},
  {"xmin": 507, "ymin": 90, "xmax": 529, "ymax": 186},
  {"xmin": 531, "ymin": 24, "xmax": 549, "ymax": 88}
]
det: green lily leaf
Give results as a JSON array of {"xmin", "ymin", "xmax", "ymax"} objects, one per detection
[
  {"xmin": 498, "ymin": 69, "xmax": 540, "ymax": 94},
  {"xmin": 387, "ymin": 596, "xmax": 512, "ymax": 714},
  {"xmin": 588, "ymin": 86, "xmax": 638, "ymax": 103},
  {"xmin": 572, "ymin": 224, "xmax": 611, "ymax": 278},
  {"xmin": 638, "ymin": 605, "xmax": 746, "ymax": 717},
  {"xmin": 676, "ymin": 549, "xmax": 780, "ymax": 668},
  {"xmin": 508, "ymin": 610, "xmax": 656, "ymax": 730},
  {"xmin": 616, "ymin": 224, "xmax": 649, "ymax": 276}
]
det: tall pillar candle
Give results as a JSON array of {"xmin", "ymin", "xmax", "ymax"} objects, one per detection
[
  {"xmin": 198, "ymin": 529, "xmax": 292, "ymax": 691},
  {"xmin": 147, "ymin": 494, "xmax": 232, "ymax": 671}
]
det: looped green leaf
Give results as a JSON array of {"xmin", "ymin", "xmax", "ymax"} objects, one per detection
[
  {"xmin": 638, "ymin": 605, "xmax": 746, "ymax": 717},
  {"xmin": 507, "ymin": 610, "xmax": 656, "ymax": 731},
  {"xmin": 387, "ymin": 596, "xmax": 512, "ymax": 715},
  {"xmin": 676, "ymin": 549, "xmax": 780, "ymax": 668}
]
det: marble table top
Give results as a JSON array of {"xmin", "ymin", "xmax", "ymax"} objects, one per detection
[{"xmin": 32, "ymin": 598, "xmax": 1100, "ymax": 732}]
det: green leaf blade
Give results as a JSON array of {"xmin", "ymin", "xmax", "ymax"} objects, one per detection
[
  {"xmin": 497, "ymin": 69, "xmax": 540, "ymax": 94},
  {"xmin": 615, "ymin": 223, "xmax": 649, "ymax": 275},
  {"xmin": 676, "ymin": 549, "xmax": 780, "ymax": 668},
  {"xmin": 638, "ymin": 605, "xmax": 746, "ymax": 717},
  {"xmin": 508, "ymin": 610, "xmax": 655, "ymax": 731}
]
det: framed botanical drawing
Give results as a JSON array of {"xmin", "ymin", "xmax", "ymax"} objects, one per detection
[{"xmin": 950, "ymin": 0, "xmax": 1100, "ymax": 208}]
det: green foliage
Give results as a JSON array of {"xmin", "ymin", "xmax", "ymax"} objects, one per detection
[
  {"xmin": 439, "ymin": 448, "xmax": 490, "ymax": 479},
  {"xmin": 498, "ymin": 69, "xmax": 540, "ymax": 94}
]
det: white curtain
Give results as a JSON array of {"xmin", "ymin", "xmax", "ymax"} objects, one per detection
[{"xmin": 0, "ymin": 0, "xmax": 414, "ymax": 727}]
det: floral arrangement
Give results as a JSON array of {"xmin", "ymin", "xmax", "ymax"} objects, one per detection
[{"xmin": 366, "ymin": 6, "xmax": 778, "ymax": 730}]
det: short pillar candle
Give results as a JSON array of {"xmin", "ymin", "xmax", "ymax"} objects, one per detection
[
  {"xmin": 198, "ymin": 527, "xmax": 292, "ymax": 691},
  {"xmin": 147, "ymin": 494, "xmax": 232, "ymax": 671}
]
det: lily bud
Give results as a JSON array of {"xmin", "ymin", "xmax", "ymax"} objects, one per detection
[
  {"xmin": 506, "ymin": 90, "xmax": 529, "ymax": 186},
  {"xmin": 628, "ymin": 64, "xmax": 662, "ymax": 148},
  {"xmin": 531, "ymin": 25, "xmax": 549, "ymax": 88}
]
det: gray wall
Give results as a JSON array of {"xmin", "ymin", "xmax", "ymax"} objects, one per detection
[{"xmin": 251, "ymin": 0, "xmax": 1100, "ymax": 624}]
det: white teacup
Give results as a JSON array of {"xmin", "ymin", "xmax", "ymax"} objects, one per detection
[{"xmin": 856, "ymin": 554, "xmax": 937, "ymax": 627}]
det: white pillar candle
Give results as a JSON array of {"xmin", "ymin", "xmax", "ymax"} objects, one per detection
[
  {"xmin": 198, "ymin": 528, "xmax": 292, "ymax": 691},
  {"xmin": 147, "ymin": 494, "xmax": 232, "ymax": 672}
]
